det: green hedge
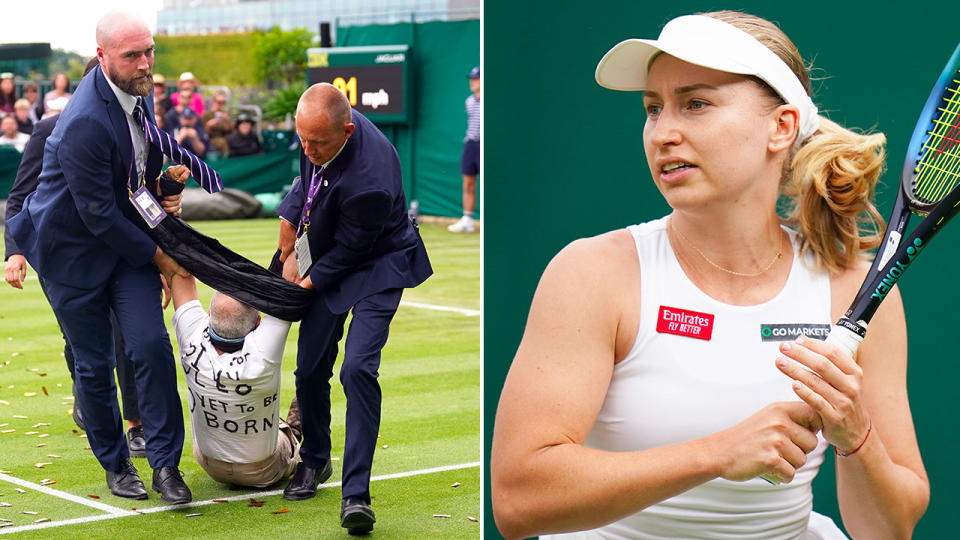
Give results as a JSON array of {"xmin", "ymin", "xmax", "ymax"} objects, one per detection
[{"xmin": 154, "ymin": 33, "xmax": 258, "ymax": 87}]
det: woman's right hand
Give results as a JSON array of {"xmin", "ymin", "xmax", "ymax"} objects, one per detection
[{"xmin": 708, "ymin": 402, "xmax": 822, "ymax": 484}]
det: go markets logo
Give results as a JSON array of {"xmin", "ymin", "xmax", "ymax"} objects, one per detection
[{"xmin": 760, "ymin": 323, "xmax": 831, "ymax": 341}]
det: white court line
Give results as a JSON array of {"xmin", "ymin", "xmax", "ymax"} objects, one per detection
[
  {"xmin": 0, "ymin": 473, "xmax": 134, "ymax": 516},
  {"xmin": 400, "ymin": 300, "xmax": 480, "ymax": 316},
  {"xmin": 0, "ymin": 461, "xmax": 480, "ymax": 534}
]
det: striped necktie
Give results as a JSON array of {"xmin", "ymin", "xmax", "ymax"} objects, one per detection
[{"xmin": 133, "ymin": 98, "xmax": 223, "ymax": 194}]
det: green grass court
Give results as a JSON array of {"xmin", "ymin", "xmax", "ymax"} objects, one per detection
[{"xmin": 0, "ymin": 220, "xmax": 480, "ymax": 538}]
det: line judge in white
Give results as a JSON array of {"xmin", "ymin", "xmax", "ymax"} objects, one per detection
[{"xmin": 168, "ymin": 271, "xmax": 300, "ymax": 488}]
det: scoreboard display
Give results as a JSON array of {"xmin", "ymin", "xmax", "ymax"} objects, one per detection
[{"xmin": 306, "ymin": 45, "xmax": 412, "ymax": 125}]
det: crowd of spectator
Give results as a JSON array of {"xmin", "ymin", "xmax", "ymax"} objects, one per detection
[
  {"xmin": 1, "ymin": 68, "xmax": 266, "ymax": 160},
  {"xmin": 153, "ymin": 71, "xmax": 264, "ymax": 159}
]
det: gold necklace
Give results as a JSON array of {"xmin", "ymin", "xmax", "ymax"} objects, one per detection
[{"xmin": 670, "ymin": 217, "xmax": 783, "ymax": 278}]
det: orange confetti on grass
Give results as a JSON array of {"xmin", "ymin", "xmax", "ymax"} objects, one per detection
[
  {"xmin": 212, "ymin": 499, "xmax": 228, "ymax": 503},
  {"xmin": 41, "ymin": 387, "xmax": 48, "ymax": 396},
  {"xmin": 271, "ymin": 509, "xmax": 289, "ymax": 514},
  {"xmin": 248, "ymin": 498, "xmax": 264, "ymax": 507},
  {"xmin": 88, "ymin": 495, "xmax": 100, "ymax": 499}
]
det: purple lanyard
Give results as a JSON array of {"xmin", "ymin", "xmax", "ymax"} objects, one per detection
[
  {"xmin": 126, "ymin": 150, "xmax": 141, "ymax": 196},
  {"xmin": 297, "ymin": 164, "xmax": 325, "ymax": 237}
]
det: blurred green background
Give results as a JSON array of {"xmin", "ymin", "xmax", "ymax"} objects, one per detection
[{"xmin": 484, "ymin": 1, "xmax": 960, "ymax": 538}]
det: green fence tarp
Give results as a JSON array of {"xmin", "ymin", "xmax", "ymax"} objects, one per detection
[
  {"xmin": 0, "ymin": 148, "xmax": 21, "ymax": 199},
  {"xmin": 339, "ymin": 19, "xmax": 480, "ymax": 217}
]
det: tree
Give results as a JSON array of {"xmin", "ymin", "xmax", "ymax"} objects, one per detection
[{"xmin": 252, "ymin": 26, "xmax": 314, "ymax": 89}]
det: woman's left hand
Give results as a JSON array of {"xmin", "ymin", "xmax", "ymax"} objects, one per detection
[{"xmin": 776, "ymin": 335, "xmax": 871, "ymax": 455}]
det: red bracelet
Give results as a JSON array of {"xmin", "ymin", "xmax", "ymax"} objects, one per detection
[{"xmin": 835, "ymin": 421, "xmax": 872, "ymax": 457}]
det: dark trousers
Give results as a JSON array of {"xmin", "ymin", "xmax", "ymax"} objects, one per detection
[
  {"xmin": 295, "ymin": 288, "xmax": 402, "ymax": 502},
  {"xmin": 42, "ymin": 261, "xmax": 183, "ymax": 471},
  {"xmin": 64, "ymin": 311, "xmax": 141, "ymax": 421},
  {"xmin": 40, "ymin": 276, "xmax": 141, "ymax": 421}
]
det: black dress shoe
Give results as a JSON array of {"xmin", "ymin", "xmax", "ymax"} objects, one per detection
[
  {"xmin": 127, "ymin": 425, "xmax": 146, "ymax": 458},
  {"xmin": 341, "ymin": 497, "xmax": 375, "ymax": 535},
  {"xmin": 152, "ymin": 466, "xmax": 192, "ymax": 504},
  {"xmin": 282, "ymin": 460, "xmax": 333, "ymax": 501},
  {"xmin": 105, "ymin": 458, "xmax": 147, "ymax": 500},
  {"xmin": 71, "ymin": 383, "xmax": 84, "ymax": 432}
]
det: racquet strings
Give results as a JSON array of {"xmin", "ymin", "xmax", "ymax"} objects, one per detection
[{"xmin": 912, "ymin": 65, "xmax": 960, "ymax": 207}]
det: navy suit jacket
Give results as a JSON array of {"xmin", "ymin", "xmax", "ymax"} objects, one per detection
[
  {"xmin": 8, "ymin": 66, "xmax": 164, "ymax": 288},
  {"xmin": 4, "ymin": 115, "xmax": 57, "ymax": 260},
  {"xmin": 277, "ymin": 110, "xmax": 432, "ymax": 314}
]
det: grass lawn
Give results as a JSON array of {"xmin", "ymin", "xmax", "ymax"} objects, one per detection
[{"xmin": 0, "ymin": 220, "xmax": 480, "ymax": 538}]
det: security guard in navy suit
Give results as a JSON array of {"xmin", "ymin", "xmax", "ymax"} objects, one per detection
[
  {"xmin": 7, "ymin": 12, "xmax": 192, "ymax": 503},
  {"xmin": 275, "ymin": 83, "xmax": 432, "ymax": 534}
]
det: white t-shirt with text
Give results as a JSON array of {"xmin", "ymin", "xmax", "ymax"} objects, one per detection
[{"xmin": 173, "ymin": 300, "xmax": 291, "ymax": 463}]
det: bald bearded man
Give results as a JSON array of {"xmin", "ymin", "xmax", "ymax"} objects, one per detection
[{"xmin": 8, "ymin": 11, "xmax": 190, "ymax": 503}]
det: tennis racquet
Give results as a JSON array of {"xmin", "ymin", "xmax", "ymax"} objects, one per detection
[{"xmin": 826, "ymin": 40, "xmax": 960, "ymax": 356}]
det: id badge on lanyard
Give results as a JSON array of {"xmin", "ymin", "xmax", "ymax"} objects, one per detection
[
  {"xmin": 127, "ymin": 153, "xmax": 165, "ymax": 228},
  {"xmin": 295, "ymin": 166, "xmax": 326, "ymax": 278},
  {"xmin": 295, "ymin": 233, "xmax": 312, "ymax": 278}
]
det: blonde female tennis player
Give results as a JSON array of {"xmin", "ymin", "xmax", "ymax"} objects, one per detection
[{"xmin": 491, "ymin": 11, "xmax": 928, "ymax": 539}]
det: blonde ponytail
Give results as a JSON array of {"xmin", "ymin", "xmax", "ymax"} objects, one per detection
[
  {"xmin": 782, "ymin": 117, "xmax": 887, "ymax": 274},
  {"xmin": 702, "ymin": 10, "xmax": 888, "ymax": 275}
]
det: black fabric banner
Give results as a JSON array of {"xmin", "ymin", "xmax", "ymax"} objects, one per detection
[{"xmin": 149, "ymin": 216, "xmax": 312, "ymax": 321}]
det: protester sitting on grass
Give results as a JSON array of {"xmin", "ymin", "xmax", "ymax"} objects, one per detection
[{"xmin": 168, "ymin": 270, "xmax": 302, "ymax": 488}]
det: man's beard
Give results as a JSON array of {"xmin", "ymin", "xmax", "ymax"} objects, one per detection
[{"xmin": 108, "ymin": 64, "xmax": 153, "ymax": 97}]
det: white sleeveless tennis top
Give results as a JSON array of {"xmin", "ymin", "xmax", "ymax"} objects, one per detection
[{"xmin": 542, "ymin": 217, "xmax": 847, "ymax": 540}]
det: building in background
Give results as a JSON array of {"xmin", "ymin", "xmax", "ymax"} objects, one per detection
[{"xmin": 157, "ymin": 0, "xmax": 480, "ymax": 37}]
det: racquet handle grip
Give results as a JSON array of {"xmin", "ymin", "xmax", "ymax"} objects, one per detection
[{"xmin": 825, "ymin": 323, "xmax": 864, "ymax": 358}]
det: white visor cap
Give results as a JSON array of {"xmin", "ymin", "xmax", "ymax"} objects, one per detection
[{"xmin": 595, "ymin": 15, "xmax": 819, "ymax": 142}]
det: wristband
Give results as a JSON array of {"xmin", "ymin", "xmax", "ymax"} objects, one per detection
[{"xmin": 834, "ymin": 420, "xmax": 872, "ymax": 457}]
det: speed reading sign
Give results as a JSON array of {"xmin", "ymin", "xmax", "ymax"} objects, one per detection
[{"xmin": 306, "ymin": 44, "xmax": 412, "ymax": 124}]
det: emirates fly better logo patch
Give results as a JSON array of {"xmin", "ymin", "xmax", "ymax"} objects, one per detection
[{"xmin": 656, "ymin": 306, "xmax": 714, "ymax": 340}]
